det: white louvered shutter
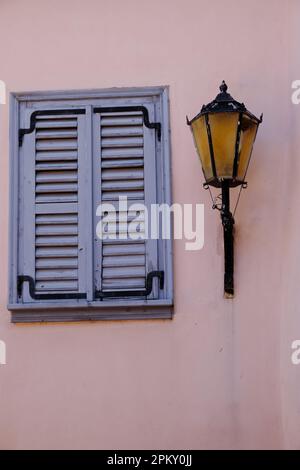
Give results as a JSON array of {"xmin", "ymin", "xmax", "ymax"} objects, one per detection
[
  {"xmin": 20, "ymin": 110, "xmax": 87, "ymax": 302},
  {"xmin": 93, "ymin": 106, "xmax": 158, "ymax": 298}
]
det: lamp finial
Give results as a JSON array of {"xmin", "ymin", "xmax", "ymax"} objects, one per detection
[{"xmin": 219, "ymin": 80, "xmax": 228, "ymax": 93}]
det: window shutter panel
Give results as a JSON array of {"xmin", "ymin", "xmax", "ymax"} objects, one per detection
[
  {"xmin": 20, "ymin": 111, "xmax": 87, "ymax": 302},
  {"xmin": 93, "ymin": 106, "xmax": 158, "ymax": 298}
]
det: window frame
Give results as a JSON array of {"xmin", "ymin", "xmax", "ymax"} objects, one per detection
[{"xmin": 8, "ymin": 86, "xmax": 173, "ymax": 323}]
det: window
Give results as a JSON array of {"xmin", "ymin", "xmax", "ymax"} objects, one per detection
[{"xmin": 9, "ymin": 87, "xmax": 173, "ymax": 322}]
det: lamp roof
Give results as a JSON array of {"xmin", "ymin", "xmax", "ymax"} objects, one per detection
[{"xmin": 187, "ymin": 81, "xmax": 262, "ymax": 125}]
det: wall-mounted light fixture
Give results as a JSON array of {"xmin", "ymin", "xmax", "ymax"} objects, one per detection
[{"xmin": 187, "ymin": 81, "xmax": 262, "ymax": 298}]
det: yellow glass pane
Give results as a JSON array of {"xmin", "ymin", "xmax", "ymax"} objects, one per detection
[
  {"xmin": 237, "ymin": 114, "xmax": 258, "ymax": 181},
  {"xmin": 209, "ymin": 112, "xmax": 239, "ymax": 179},
  {"xmin": 191, "ymin": 116, "xmax": 213, "ymax": 181}
]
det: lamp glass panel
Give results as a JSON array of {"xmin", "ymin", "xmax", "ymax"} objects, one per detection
[
  {"xmin": 191, "ymin": 116, "xmax": 213, "ymax": 181},
  {"xmin": 236, "ymin": 114, "xmax": 258, "ymax": 181},
  {"xmin": 209, "ymin": 112, "xmax": 239, "ymax": 179}
]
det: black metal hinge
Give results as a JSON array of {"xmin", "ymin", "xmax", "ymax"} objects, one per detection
[
  {"xmin": 93, "ymin": 106, "xmax": 161, "ymax": 141},
  {"xmin": 19, "ymin": 106, "xmax": 161, "ymax": 146},
  {"xmin": 17, "ymin": 275, "xmax": 87, "ymax": 300},
  {"xmin": 18, "ymin": 108, "xmax": 86, "ymax": 146},
  {"xmin": 17, "ymin": 271, "xmax": 164, "ymax": 301},
  {"xmin": 95, "ymin": 270, "xmax": 164, "ymax": 299}
]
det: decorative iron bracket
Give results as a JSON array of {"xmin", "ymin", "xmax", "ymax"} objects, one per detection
[
  {"xmin": 93, "ymin": 106, "xmax": 161, "ymax": 141},
  {"xmin": 18, "ymin": 108, "xmax": 86, "ymax": 146},
  {"xmin": 17, "ymin": 275, "xmax": 87, "ymax": 300},
  {"xmin": 95, "ymin": 270, "xmax": 164, "ymax": 299}
]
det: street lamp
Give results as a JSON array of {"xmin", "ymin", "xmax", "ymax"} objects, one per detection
[{"xmin": 187, "ymin": 81, "xmax": 262, "ymax": 298}]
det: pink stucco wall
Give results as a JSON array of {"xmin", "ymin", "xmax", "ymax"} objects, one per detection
[{"xmin": 0, "ymin": 0, "xmax": 299, "ymax": 449}]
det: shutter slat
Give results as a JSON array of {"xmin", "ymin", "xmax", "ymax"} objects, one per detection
[
  {"xmin": 101, "ymin": 116, "xmax": 143, "ymax": 126},
  {"xmin": 36, "ymin": 171, "xmax": 77, "ymax": 183},
  {"xmin": 103, "ymin": 243, "xmax": 145, "ymax": 256},
  {"xmin": 100, "ymin": 112, "xmax": 142, "ymax": 117},
  {"xmin": 101, "ymin": 180, "xmax": 144, "ymax": 191},
  {"xmin": 36, "ymin": 214, "xmax": 78, "ymax": 224},
  {"xmin": 101, "ymin": 191, "xmax": 144, "ymax": 201},
  {"xmin": 102, "ymin": 255, "xmax": 145, "ymax": 267},
  {"xmin": 101, "ymin": 158, "xmax": 144, "ymax": 169},
  {"xmin": 35, "ymin": 203, "xmax": 77, "ymax": 214},
  {"xmin": 101, "ymin": 168, "xmax": 144, "ymax": 181},
  {"xmin": 36, "ymin": 258, "xmax": 78, "ymax": 269},
  {"xmin": 36, "ymin": 269, "xmax": 78, "ymax": 280},
  {"xmin": 36, "ymin": 162, "xmax": 78, "ymax": 171},
  {"xmin": 102, "ymin": 278, "xmax": 145, "ymax": 290},
  {"xmin": 103, "ymin": 266, "xmax": 145, "ymax": 278},
  {"xmin": 36, "ymin": 225, "xmax": 78, "ymax": 236},
  {"xmin": 36, "ymin": 119, "xmax": 78, "ymax": 128},
  {"xmin": 35, "ymin": 114, "xmax": 79, "ymax": 120},
  {"xmin": 36, "ymin": 140, "xmax": 78, "ymax": 151},
  {"xmin": 36, "ymin": 247, "xmax": 78, "ymax": 258},
  {"xmin": 36, "ymin": 183, "xmax": 78, "ymax": 193},
  {"xmin": 101, "ymin": 126, "xmax": 143, "ymax": 137},
  {"xmin": 103, "ymin": 227, "xmax": 145, "ymax": 237},
  {"xmin": 102, "ymin": 148, "xmax": 143, "ymax": 158},
  {"xmin": 35, "ymin": 281, "xmax": 78, "ymax": 291},
  {"xmin": 36, "ymin": 130, "xmax": 78, "ymax": 139},
  {"xmin": 102, "ymin": 212, "xmax": 144, "ymax": 223},
  {"xmin": 35, "ymin": 236, "xmax": 78, "ymax": 246},
  {"xmin": 36, "ymin": 194, "xmax": 78, "ymax": 203},
  {"xmin": 101, "ymin": 137, "xmax": 143, "ymax": 148},
  {"xmin": 36, "ymin": 151, "xmax": 78, "ymax": 161}
]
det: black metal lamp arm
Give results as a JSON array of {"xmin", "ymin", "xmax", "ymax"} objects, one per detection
[{"xmin": 221, "ymin": 181, "xmax": 235, "ymax": 297}]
